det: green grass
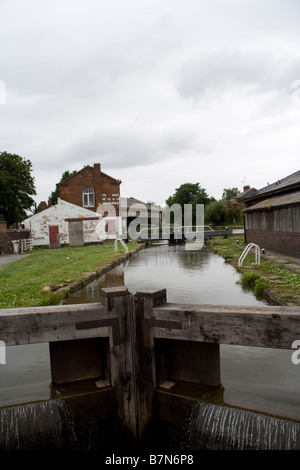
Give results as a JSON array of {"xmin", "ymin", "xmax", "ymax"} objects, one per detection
[
  {"xmin": 207, "ymin": 237, "xmax": 300, "ymax": 305},
  {"xmin": 0, "ymin": 242, "xmax": 139, "ymax": 309}
]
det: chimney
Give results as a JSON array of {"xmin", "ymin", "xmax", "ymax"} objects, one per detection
[
  {"xmin": 243, "ymin": 185, "xmax": 250, "ymax": 192},
  {"xmin": 48, "ymin": 199, "xmax": 52, "ymax": 207},
  {"xmin": 94, "ymin": 163, "xmax": 101, "ymax": 173},
  {"xmin": 39, "ymin": 201, "xmax": 47, "ymax": 211}
]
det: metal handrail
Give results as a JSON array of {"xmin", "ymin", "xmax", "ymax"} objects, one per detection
[
  {"xmin": 114, "ymin": 238, "xmax": 129, "ymax": 253},
  {"xmin": 238, "ymin": 243, "xmax": 260, "ymax": 267}
]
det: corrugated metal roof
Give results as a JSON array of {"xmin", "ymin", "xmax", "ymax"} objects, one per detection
[
  {"xmin": 245, "ymin": 190, "xmax": 300, "ymax": 211},
  {"xmin": 254, "ymin": 170, "xmax": 300, "ymax": 196}
]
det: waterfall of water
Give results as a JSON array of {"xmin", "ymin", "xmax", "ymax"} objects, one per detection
[
  {"xmin": 0, "ymin": 392, "xmax": 118, "ymax": 450},
  {"xmin": 188, "ymin": 402, "xmax": 300, "ymax": 450},
  {"xmin": 0, "ymin": 401, "xmax": 65, "ymax": 450}
]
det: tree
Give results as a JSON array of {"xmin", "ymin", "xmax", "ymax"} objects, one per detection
[
  {"xmin": 166, "ymin": 183, "xmax": 211, "ymax": 224},
  {"xmin": 222, "ymin": 199, "xmax": 244, "ymax": 224},
  {"xmin": 222, "ymin": 187, "xmax": 240, "ymax": 201},
  {"xmin": 205, "ymin": 197, "xmax": 244, "ymax": 226},
  {"xmin": 166, "ymin": 183, "xmax": 210, "ymax": 207},
  {"xmin": 49, "ymin": 169, "xmax": 77, "ymax": 205},
  {"xmin": 204, "ymin": 200, "xmax": 226, "ymax": 225},
  {"xmin": 0, "ymin": 152, "xmax": 36, "ymax": 226},
  {"xmin": 222, "ymin": 186, "xmax": 244, "ymax": 224}
]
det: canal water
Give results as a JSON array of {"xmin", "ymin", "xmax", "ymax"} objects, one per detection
[{"xmin": 1, "ymin": 243, "xmax": 300, "ymax": 422}]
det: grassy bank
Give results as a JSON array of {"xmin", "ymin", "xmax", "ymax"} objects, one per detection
[
  {"xmin": 207, "ymin": 237, "xmax": 300, "ymax": 306},
  {"xmin": 0, "ymin": 242, "xmax": 141, "ymax": 309}
]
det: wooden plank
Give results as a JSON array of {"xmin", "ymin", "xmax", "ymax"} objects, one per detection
[
  {"xmin": 101, "ymin": 287, "xmax": 138, "ymax": 439},
  {"xmin": 152, "ymin": 303, "xmax": 300, "ymax": 349},
  {"xmin": 134, "ymin": 289, "xmax": 167, "ymax": 437},
  {"xmin": 0, "ymin": 303, "xmax": 110, "ymax": 346}
]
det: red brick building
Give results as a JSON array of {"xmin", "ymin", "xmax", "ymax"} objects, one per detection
[{"xmin": 57, "ymin": 163, "xmax": 121, "ymax": 216}]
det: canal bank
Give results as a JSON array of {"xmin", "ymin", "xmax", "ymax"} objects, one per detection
[
  {"xmin": 207, "ymin": 237, "xmax": 300, "ymax": 306},
  {"xmin": 53, "ymin": 242, "xmax": 145, "ymax": 301},
  {"xmin": 0, "ymin": 242, "xmax": 144, "ymax": 308}
]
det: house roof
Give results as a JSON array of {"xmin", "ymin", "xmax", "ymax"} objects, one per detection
[
  {"xmin": 245, "ymin": 190, "xmax": 300, "ymax": 212},
  {"xmin": 119, "ymin": 197, "xmax": 161, "ymax": 216},
  {"xmin": 235, "ymin": 187, "xmax": 257, "ymax": 202},
  {"xmin": 23, "ymin": 198, "xmax": 101, "ymax": 223},
  {"xmin": 255, "ymin": 170, "xmax": 300, "ymax": 196},
  {"xmin": 57, "ymin": 164, "xmax": 121, "ymax": 188},
  {"xmin": 243, "ymin": 169, "xmax": 300, "ymax": 206}
]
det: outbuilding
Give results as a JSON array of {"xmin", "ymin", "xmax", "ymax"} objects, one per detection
[
  {"xmin": 22, "ymin": 198, "xmax": 102, "ymax": 247},
  {"xmin": 243, "ymin": 170, "xmax": 300, "ymax": 258}
]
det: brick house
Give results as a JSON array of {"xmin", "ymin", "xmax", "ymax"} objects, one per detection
[
  {"xmin": 234, "ymin": 185, "xmax": 257, "ymax": 204},
  {"xmin": 57, "ymin": 163, "xmax": 121, "ymax": 216},
  {"xmin": 243, "ymin": 170, "xmax": 300, "ymax": 258}
]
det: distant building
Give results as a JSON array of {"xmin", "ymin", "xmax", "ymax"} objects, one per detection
[
  {"xmin": 24, "ymin": 197, "xmax": 163, "ymax": 247},
  {"xmin": 120, "ymin": 197, "xmax": 162, "ymax": 227},
  {"xmin": 234, "ymin": 185, "xmax": 257, "ymax": 204},
  {"xmin": 22, "ymin": 198, "xmax": 102, "ymax": 247},
  {"xmin": 33, "ymin": 163, "xmax": 163, "ymax": 244},
  {"xmin": 243, "ymin": 170, "xmax": 300, "ymax": 258},
  {"xmin": 56, "ymin": 163, "xmax": 121, "ymax": 215}
]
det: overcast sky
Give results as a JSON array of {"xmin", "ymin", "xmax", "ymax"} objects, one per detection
[{"xmin": 1, "ymin": 0, "xmax": 300, "ymax": 207}]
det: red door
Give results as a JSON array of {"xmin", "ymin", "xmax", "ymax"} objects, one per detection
[
  {"xmin": 49, "ymin": 226, "xmax": 60, "ymax": 248},
  {"xmin": 105, "ymin": 220, "xmax": 116, "ymax": 236}
]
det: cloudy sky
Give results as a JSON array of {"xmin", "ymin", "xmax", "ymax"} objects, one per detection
[{"xmin": 1, "ymin": 0, "xmax": 300, "ymax": 207}]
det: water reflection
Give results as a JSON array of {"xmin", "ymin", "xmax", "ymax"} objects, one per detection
[
  {"xmin": 66, "ymin": 243, "xmax": 267, "ymax": 306},
  {"xmin": 66, "ymin": 264, "xmax": 125, "ymax": 304}
]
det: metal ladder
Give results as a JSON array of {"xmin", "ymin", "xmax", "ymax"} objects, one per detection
[{"xmin": 238, "ymin": 243, "xmax": 261, "ymax": 267}]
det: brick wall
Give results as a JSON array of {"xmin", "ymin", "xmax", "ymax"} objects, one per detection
[
  {"xmin": 0, "ymin": 221, "xmax": 7, "ymax": 233},
  {"xmin": 246, "ymin": 229, "xmax": 300, "ymax": 258},
  {"xmin": 57, "ymin": 163, "xmax": 121, "ymax": 215},
  {"xmin": 0, "ymin": 230, "xmax": 31, "ymax": 255}
]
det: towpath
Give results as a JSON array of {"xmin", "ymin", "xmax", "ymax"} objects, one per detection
[{"xmin": 0, "ymin": 254, "xmax": 31, "ymax": 266}]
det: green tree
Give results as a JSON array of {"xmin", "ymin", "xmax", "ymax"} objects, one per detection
[
  {"xmin": 222, "ymin": 199, "xmax": 244, "ymax": 224},
  {"xmin": 49, "ymin": 169, "xmax": 77, "ymax": 205},
  {"xmin": 0, "ymin": 152, "xmax": 36, "ymax": 226},
  {"xmin": 204, "ymin": 200, "xmax": 226, "ymax": 225},
  {"xmin": 166, "ymin": 183, "xmax": 210, "ymax": 207},
  {"xmin": 166, "ymin": 183, "xmax": 211, "ymax": 224},
  {"xmin": 222, "ymin": 186, "xmax": 244, "ymax": 224},
  {"xmin": 222, "ymin": 187, "xmax": 240, "ymax": 201},
  {"xmin": 205, "ymin": 198, "xmax": 244, "ymax": 226}
]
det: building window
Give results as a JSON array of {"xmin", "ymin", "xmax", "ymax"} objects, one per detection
[{"xmin": 83, "ymin": 188, "xmax": 95, "ymax": 207}]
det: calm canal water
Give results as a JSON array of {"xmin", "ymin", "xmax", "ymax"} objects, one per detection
[{"xmin": 1, "ymin": 243, "xmax": 300, "ymax": 421}]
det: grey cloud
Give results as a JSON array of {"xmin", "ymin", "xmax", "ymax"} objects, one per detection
[
  {"xmin": 57, "ymin": 124, "xmax": 203, "ymax": 170},
  {"xmin": 175, "ymin": 50, "xmax": 300, "ymax": 101}
]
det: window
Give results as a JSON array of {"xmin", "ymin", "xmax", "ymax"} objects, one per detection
[{"xmin": 83, "ymin": 188, "xmax": 95, "ymax": 207}]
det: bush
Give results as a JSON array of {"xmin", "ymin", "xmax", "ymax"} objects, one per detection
[
  {"xmin": 240, "ymin": 271, "xmax": 269, "ymax": 295},
  {"xmin": 240, "ymin": 271, "xmax": 261, "ymax": 288},
  {"xmin": 254, "ymin": 278, "xmax": 270, "ymax": 295}
]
